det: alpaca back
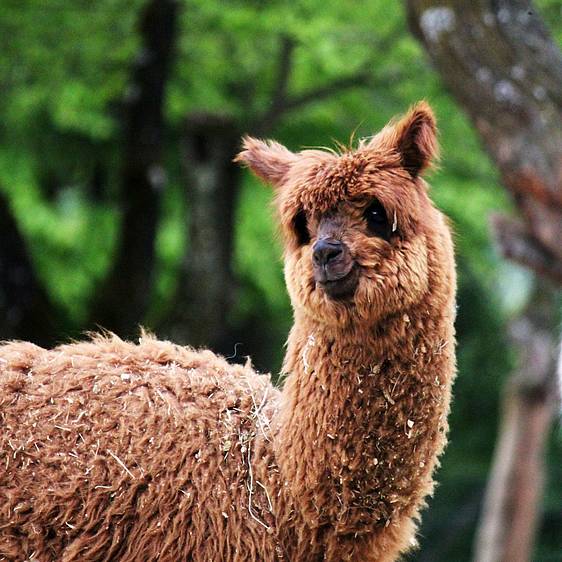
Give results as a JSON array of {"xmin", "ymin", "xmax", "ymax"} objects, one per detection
[{"xmin": 0, "ymin": 335, "xmax": 279, "ymax": 562}]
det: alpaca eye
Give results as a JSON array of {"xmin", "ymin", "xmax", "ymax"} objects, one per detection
[
  {"xmin": 365, "ymin": 199, "xmax": 390, "ymax": 240},
  {"xmin": 293, "ymin": 210, "xmax": 310, "ymax": 246}
]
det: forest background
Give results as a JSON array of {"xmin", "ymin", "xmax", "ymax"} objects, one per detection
[{"xmin": 1, "ymin": 1, "xmax": 561, "ymax": 559}]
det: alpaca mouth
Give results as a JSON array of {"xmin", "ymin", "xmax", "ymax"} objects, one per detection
[{"xmin": 317, "ymin": 265, "xmax": 359, "ymax": 300}]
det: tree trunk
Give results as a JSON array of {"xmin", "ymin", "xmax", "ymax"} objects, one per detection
[
  {"xmin": 406, "ymin": 0, "xmax": 562, "ymax": 280},
  {"xmin": 165, "ymin": 114, "xmax": 241, "ymax": 352},
  {"xmin": 0, "ymin": 192, "xmax": 61, "ymax": 345},
  {"xmin": 405, "ymin": 1, "xmax": 562, "ymax": 560},
  {"xmin": 473, "ymin": 283, "xmax": 559, "ymax": 562},
  {"xmin": 89, "ymin": 0, "xmax": 178, "ymax": 337}
]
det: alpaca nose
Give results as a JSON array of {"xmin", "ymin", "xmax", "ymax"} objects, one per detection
[{"xmin": 312, "ymin": 239, "xmax": 343, "ymax": 267}]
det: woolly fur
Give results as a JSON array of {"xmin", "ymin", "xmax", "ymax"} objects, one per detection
[{"xmin": 0, "ymin": 102, "xmax": 456, "ymax": 561}]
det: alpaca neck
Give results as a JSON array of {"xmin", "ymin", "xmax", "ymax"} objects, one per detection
[{"xmin": 275, "ymin": 303, "xmax": 452, "ymax": 535}]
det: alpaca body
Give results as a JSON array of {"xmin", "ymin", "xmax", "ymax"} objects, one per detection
[
  {"xmin": 0, "ymin": 308, "xmax": 453, "ymax": 562},
  {"xmin": 0, "ymin": 102, "xmax": 456, "ymax": 561},
  {"xmin": 0, "ymin": 338, "xmax": 280, "ymax": 562}
]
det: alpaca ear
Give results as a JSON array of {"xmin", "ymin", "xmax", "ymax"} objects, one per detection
[
  {"xmin": 374, "ymin": 101, "xmax": 438, "ymax": 178},
  {"xmin": 393, "ymin": 101, "xmax": 438, "ymax": 177},
  {"xmin": 235, "ymin": 136, "xmax": 296, "ymax": 187}
]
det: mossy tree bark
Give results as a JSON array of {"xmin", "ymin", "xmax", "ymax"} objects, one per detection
[{"xmin": 405, "ymin": 1, "xmax": 562, "ymax": 560}]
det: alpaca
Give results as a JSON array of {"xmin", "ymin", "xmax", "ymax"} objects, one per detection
[{"xmin": 0, "ymin": 101, "xmax": 456, "ymax": 562}]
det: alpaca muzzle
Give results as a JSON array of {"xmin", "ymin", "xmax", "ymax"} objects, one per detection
[{"xmin": 312, "ymin": 238, "xmax": 358, "ymax": 298}]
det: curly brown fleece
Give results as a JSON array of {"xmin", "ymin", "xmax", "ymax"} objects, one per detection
[{"xmin": 0, "ymin": 101, "xmax": 456, "ymax": 562}]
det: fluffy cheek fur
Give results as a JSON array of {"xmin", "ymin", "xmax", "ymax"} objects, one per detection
[
  {"xmin": 355, "ymin": 236, "xmax": 430, "ymax": 322},
  {"xmin": 285, "ymin": 236, "xmax": 429, "ymax": 326}
]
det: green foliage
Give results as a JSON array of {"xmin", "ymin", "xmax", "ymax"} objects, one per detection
[
  {"xmin": 0, "ymin": 0, "xmax": 560, "ymax": 559},
  {"xmin": 171, "ymin": 0, "xmax": 405, "ymax": 123}
]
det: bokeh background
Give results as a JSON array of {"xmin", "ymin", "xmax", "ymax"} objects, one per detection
[{"xmin": 1, "ymin": 1, "xmax": 561, "ymax": 560}]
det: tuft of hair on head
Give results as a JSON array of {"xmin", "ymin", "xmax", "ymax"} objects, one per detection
[
  {"xmin": 367, "ymin": 100, "xmax": 439, "ymax": 178},
  {"xmin": 234, "ymin": 136, "xmax": 297, "ymax": 188}
]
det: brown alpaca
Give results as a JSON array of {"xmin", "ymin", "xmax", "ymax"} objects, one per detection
[{"xmin": 0, "ymin": 102, "xmax": 455, "ymax": 561}]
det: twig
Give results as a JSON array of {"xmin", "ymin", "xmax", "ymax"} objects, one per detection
[
  {"xmin": 256, "ymin": 479, "xmax": 274, "ymax": 513},
  {"xmin": 246, "ymin": 439, "xmax": 270, "ymax": 530},
  {"xmin": 107, "ymin": 449, "xmax": 136, "ymax": 480}
]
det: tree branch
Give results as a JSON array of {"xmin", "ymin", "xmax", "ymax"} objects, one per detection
[
  {"xmin": 255, "ymin": 70, "xmax": 372, "ymax": 134},
  {"xmin": 254, "ymin": 27, "xmax": 403, "ymax": 135},
  {"xmin": 285, "ymin": 71, "xmax": 372, "ymax": 113},
  {"xmin": 279, "ymin": 27, "xmax": 402, "ymax": 118},
  {"xmin": 491, "ymin": 214, "xmax": 562, "ymax": 285}
]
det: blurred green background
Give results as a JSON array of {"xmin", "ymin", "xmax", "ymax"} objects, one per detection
[{"xmin": 1, "ymin": 1, "xmax": 561, "ymax": 559}]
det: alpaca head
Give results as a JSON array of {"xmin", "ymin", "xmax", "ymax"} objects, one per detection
[{"xmin": 237, "ymin": 102, "xmax": 446, "ymax": 327}]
